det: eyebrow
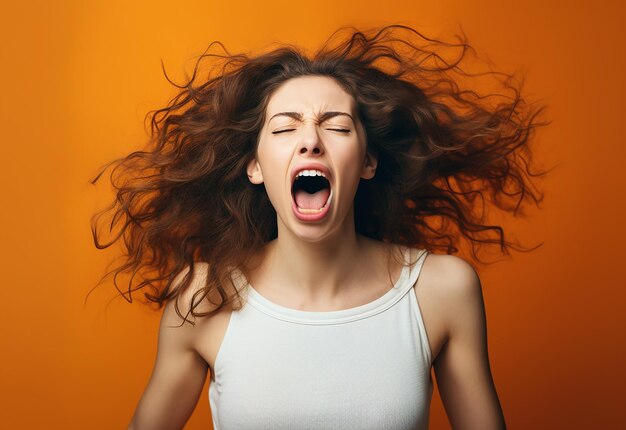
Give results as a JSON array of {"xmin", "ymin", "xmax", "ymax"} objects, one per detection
[{"xmin": 268, "ymin": 111, "xmax": 354, "ymax": 124}]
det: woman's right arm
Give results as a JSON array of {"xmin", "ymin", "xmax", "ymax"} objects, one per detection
[{"xmin": 128, "ymin": 270, "xmax": 210, "ymax": 430}]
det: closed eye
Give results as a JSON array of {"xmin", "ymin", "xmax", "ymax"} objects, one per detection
[
  {"xmin": 272, "ymin": 128, "xmax": 351, "ymax": 134},
  {"xmin": 326, "ymin": 128, "xmax": 351, "ymax": 133}
]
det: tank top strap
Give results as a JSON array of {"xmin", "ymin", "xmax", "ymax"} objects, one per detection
[{"xmin": 403, "ymin": 247, "xmax": 429, "ymax": 293}]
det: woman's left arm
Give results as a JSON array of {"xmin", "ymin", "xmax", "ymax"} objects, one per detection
[{"xmin": 431, "ymin": 256, "xmax": 507, "ymax": 430}]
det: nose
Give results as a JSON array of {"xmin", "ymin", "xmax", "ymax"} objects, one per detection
[{"xmin": 298, "ymin": 123, "xmax": 324, "ymax": 156}]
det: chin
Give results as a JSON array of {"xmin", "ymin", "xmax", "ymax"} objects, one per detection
[{"xmin": 285, "ymin": 217, "xmax": 352, "ymax": 245}]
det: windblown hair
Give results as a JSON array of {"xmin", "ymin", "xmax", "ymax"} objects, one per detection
[{"xmin": 90, "ymin": 24, "xmax": 550, "ymax": 324}]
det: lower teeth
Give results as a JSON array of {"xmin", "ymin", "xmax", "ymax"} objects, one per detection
[{"xmin": 297, "ymin": 207, "xmax": 324, "ymax": 214}]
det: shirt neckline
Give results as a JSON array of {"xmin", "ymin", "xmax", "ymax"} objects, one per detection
[{"xmin": 238, "ymin": 247, "xmax": 425, "ymax": 325}]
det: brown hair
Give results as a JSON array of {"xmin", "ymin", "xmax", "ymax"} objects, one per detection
[{"xmin": 89, "ymin": 24, "xmax": 550, "ymax": 324}]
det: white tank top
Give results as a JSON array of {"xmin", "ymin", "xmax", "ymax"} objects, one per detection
[{"xmin": 208, "ymin": 247, "xmax": 433, "ymax": 429}]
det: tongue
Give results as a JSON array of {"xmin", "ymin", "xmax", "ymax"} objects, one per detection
[{"xmin": 294, "ymin": 188, "xmax": 330, "ymax": 209}]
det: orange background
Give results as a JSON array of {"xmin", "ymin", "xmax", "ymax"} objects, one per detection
[{"xmin": 1, "ymin": 0, "xmax": 624, "ymax": 428}]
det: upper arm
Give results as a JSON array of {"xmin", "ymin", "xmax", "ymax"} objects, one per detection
[
  {"xmin": 128, "ymin": 265, "xmax": 211, "ymax": 430},
  {"xmin": 431, "ymin": 255, "xmax": 507, "ymax": 430}
]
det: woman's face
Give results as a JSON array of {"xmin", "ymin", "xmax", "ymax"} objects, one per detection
[{"xmin": 247, "ymin": 75, "xmax": 377, "ymax": 242}]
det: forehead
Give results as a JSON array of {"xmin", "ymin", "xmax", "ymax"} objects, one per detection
[{"xmin": 265, "ymin": 76, "xmax": 355, "ymax": 117}]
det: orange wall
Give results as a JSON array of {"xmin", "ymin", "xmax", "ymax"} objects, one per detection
[{"xmin": 1, "ymin": 1, "xmax": 624, "ymax": 428}]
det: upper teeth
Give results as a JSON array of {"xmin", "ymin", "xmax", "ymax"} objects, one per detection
[{"xmin": 296, "ymin": 170, "xmax": 326, "ymax": 178}]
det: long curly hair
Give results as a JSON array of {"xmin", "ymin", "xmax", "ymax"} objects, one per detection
[{"xmin": 89, "ymin": 24, "xmax": 550, "ymax": 324}]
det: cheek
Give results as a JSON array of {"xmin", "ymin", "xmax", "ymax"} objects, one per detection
[
  {"xmin": 337, "ymin": 141, "xmax": 366, "ymax": 173},
  {"xmin": 256, "ymin": 147, "xmax": 289, "ymax": 203}
]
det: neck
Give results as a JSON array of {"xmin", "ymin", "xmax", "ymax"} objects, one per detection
[{"xmin": 257, "ymin": 212, "xmax": 374, "ymax": 304}]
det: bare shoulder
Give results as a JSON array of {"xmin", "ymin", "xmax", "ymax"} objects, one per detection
[
  {"xmin": 420, "ymin": 254, "xmax": 481, "ymax": 302},
  {"xmin": 163, "ymin": 262, "xmax": 212, "ymax": 324},
  {"xmin": 156, "ymin": 264, "xmax": 207, "ymax": 353},
  {"xmin": 416, "ymin": 253, "xmax": 485, "ymax": 347},
  {"xmin": 162, "ymin": 263, "xmax": 237, "ymax": 371},
  {"xmin": 161, "ymin": 263, "xmax": 233, "ymax": 345}
]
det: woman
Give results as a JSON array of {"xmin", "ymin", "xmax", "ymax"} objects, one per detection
[{"xmin": 91, "ymin": 24, "xmax": 546, "ymax": 429}]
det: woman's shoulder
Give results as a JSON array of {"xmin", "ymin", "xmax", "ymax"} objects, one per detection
[
  {"xmin": 421, "ymin": 251, "xmax": 478, "ymax": 281},
  {"xmin": 164, "ymin": 262, "xmax": 236, "ymax": 325},
  {"xmin": 418, "ymin": 251, "xmax": 481, "ymax": 297},
  {"xmin": 158, "ymin": 263, "xmax": 235, "ymax": 370},
  {"xmin": 418, "ymin": 251, "xmax": 484, "ymax": 332}
]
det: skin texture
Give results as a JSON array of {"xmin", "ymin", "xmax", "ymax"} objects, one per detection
[{"xmin": 128, "ymin": 76, "xmax": 506, "ymax": 430}]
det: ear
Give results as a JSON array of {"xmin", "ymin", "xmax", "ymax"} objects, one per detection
[
  {"xmin": 246, "ymin": 158, "xmax": 264, "ymax": 184},
  {"xmin": 360, "ymin": 151, "xmax": 378, "ymax": 180}
]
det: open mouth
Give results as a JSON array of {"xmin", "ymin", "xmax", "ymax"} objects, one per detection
[{"xmin": 291, "ymin": 170, "xmax": 332, "ymax": 215}]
